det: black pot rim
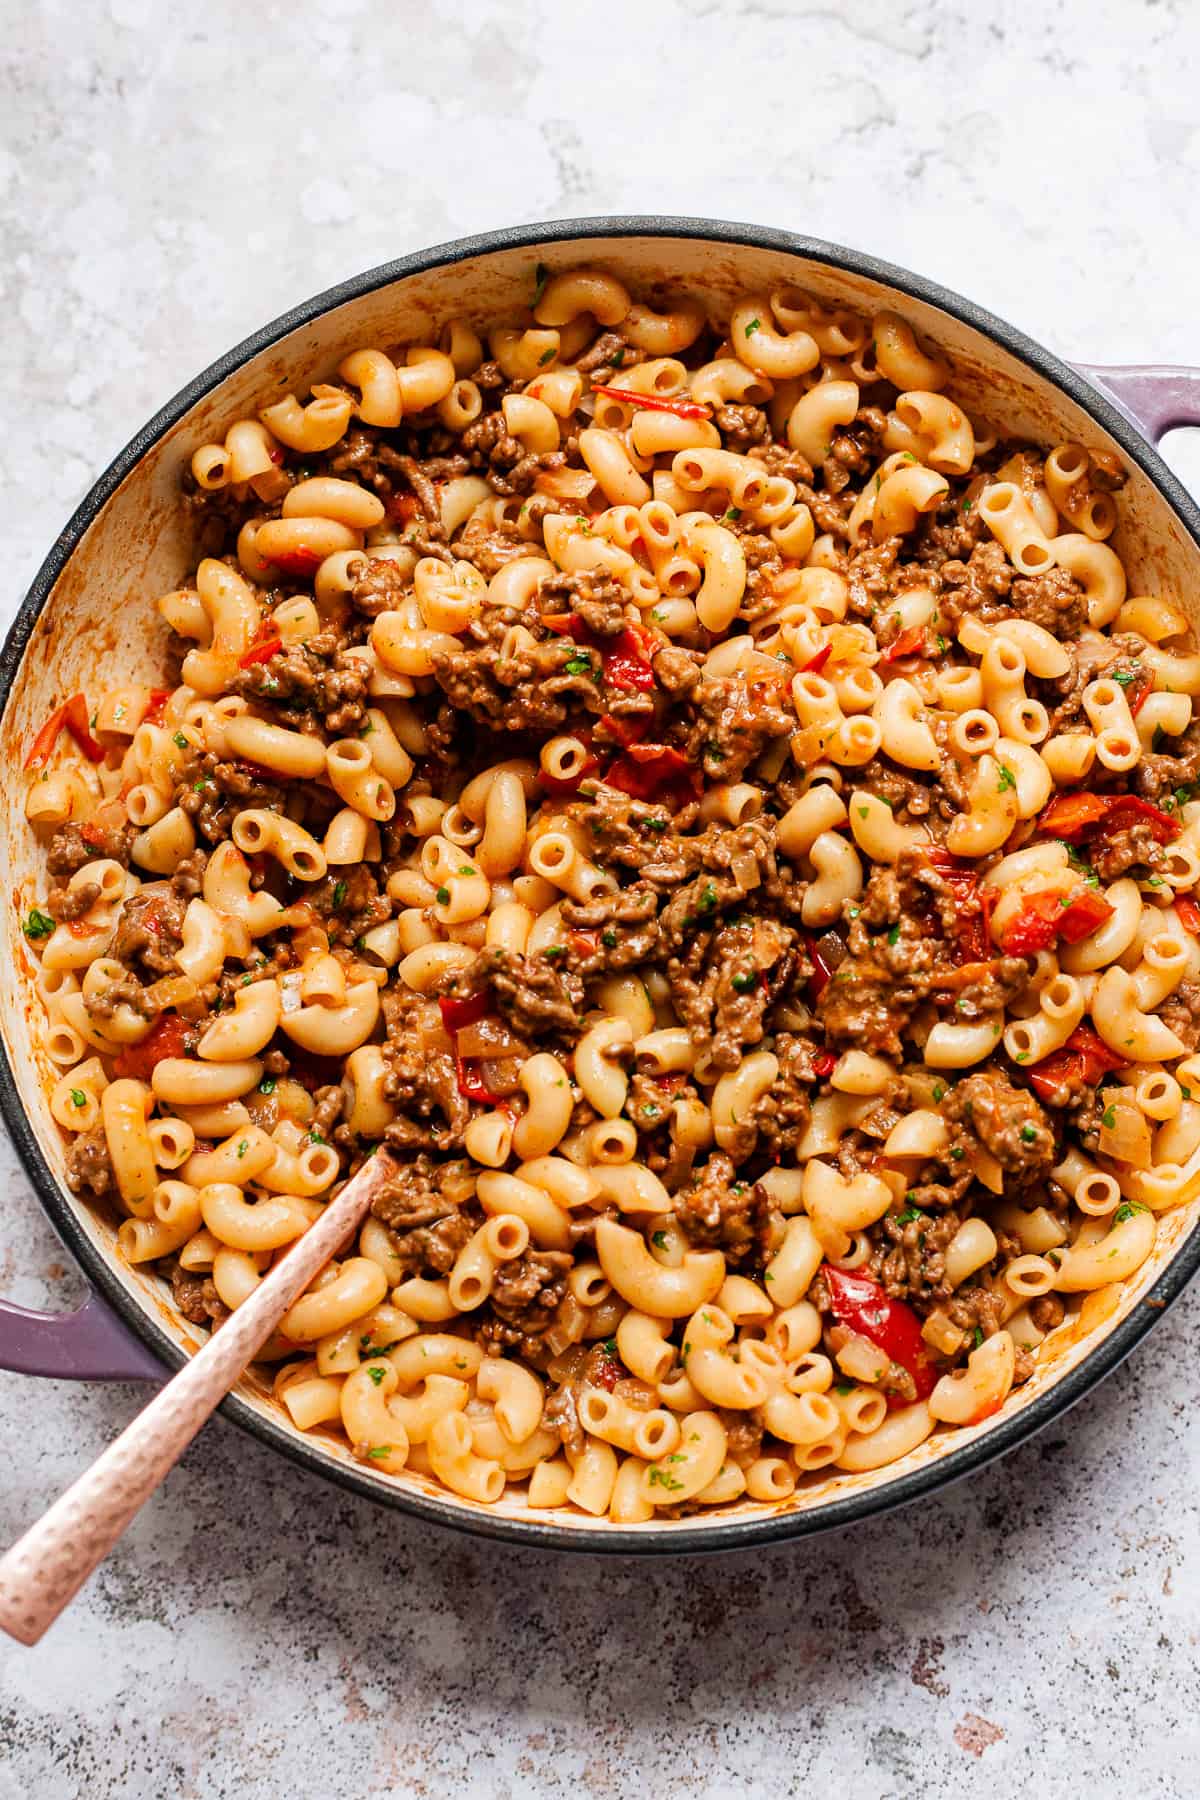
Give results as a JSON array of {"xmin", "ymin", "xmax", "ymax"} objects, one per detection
[{"xmin": 5, "ymin": 213, "xmax": 1199, "ymax": 1555}]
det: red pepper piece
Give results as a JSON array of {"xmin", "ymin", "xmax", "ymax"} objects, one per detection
[
  {"xmin": 143, "ymin": 689, "xmax": 172, "ymax": 726},
  {"xmin": 1102, "ymin": 795, "xmax": 1180, "ymax": 843},
  {"xmin": 813, "ymin": 1051, "xmax": 837, "ymax": 1077},
  {"xmin": 112, "ymin": 1014, "xmax": 197, "ymax": 1081},
  {"xmin": 805, "ymin": 933, "xmax": 837, "ymax": 1001},
  {"xmin": 798, "ymin": 643, "xmax": 833, "ymax": 675},
  {"xmin": 1025, "ymin": 1024, "xmax": 1126, "ymax": 1103},
  {"xmin": 1127, "ymin": 675, "xmax": 1153, "ymax": 716},
  {"xmin": 1056, "ymin": 888, "xmax": 1116, "ymax": 944},
  {"xmin": 882, "ymin": 625, "xmax": 927, "ymax": 662},
  {"xmin": 589, "ymin": 385, "xmax": 711, "ymax": 420},
  {"xmin": 822, "ymin": 1265, "xmax": 937, "ymax": 1400},
  {"xmin": 264, "ymin": 544, "xmax": 324, "ymax": 577},
  {"xmin": 238, "ymin": 635, "xmax": 283, "ymax": 668},
  {"xmin": 1068, "ymin": 1024, "xmax": 1127, "ymax": 1083},
  {"xmin": 439, "ymin": 991, "xmax": 490, "ymax": 1034},
  {"xmin": 456, "ymin": 1057, "xmax": 498, "ymax": 1104},
  {"xmin": 1177, "ymin": 896, "xmax": 1200, "ymax": 934},
  {"xmin": 605, "ymin": 743, "xmax": 699, "ymax": 807},
  {"xmin": 25, "ymin": 693, "xmax": 104, "ymax": 769}
]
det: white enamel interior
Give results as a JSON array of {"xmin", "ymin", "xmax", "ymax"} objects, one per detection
[{"xmin": 3, "ymin": 231, "xmax": 1197, "ymax": 1536}]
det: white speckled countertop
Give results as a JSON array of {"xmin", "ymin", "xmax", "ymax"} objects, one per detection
[{"xmin": 3, "ymin": 3, "xmax": 1200, "ymax": 1794}]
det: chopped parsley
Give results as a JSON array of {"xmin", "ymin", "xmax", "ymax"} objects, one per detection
[
  {"xmin": 697, "ymin": 882, "xmax": 718, "ymax": 914},
  {"xmin": 564, "ymin": 655, "xmax": 592, "ymax": 676},
  {"xmin": 532, "ymin": 261, "xmax": 550, "ymax": 304},
  {"xmin": 436, "ymin": 885, "xmax": 450, "ymax": 906},
  {"xmin": 731, "ymin": 969, "xmax": 758, "ymax": 993},
  {"xmin": 895, "ymin": 1206, "xmax": 924, "ymax": 1226},
  {"xmin": 172, "ymin": 731, "xmax": 189, "ymax": 749},
  {"xmin": 997, "ymin": 763, "xmax": 1017, "ymax": 794},
  {"xmin": 932, "ymin": 1081, "xmax": 945, "ymax": 1103},
  {"xmin": 22, "ymin": 908, "xmax": 54, "ymax": 940},
  {"xmin": 1101, "ymin": 1104, "xmax": 1118, "ymax": 1130},
  {"xmin": 69, "ymin": 1088, "xmax": 87, "ymax": 1108},
  {"xmin": 744, "ymin": 316, "xmax": 762, "ymax": 336},
  {"xmin": 365, "ymin": 1445, "xmax": 393, "ymax": 1461},
  {"xmin": 601, "ymin": 928, "xmax": 618, "ymax": 947},
  {"xmin": 724, "ymin": 507, "xmax": 741, "ymax": 522},
  {"xmin": 308, "ymin": 1128, "xmax": 325, "ymax": 1144},
  {"xmin": 367, "ymin": 1364, "xmax": 386, "ymax": 1386},
  {"xmin": 834, "ymin": 1380, "xmax": 856, "ymax": 1395},
  {"xmin": 972, "ymin": 1326, "xmax": 985, "ymax": 1350},
  {"xmin": 887, "ymin": 923, "xmax": 901, "ymax": 946},
  {"xmin": 1021, "ymin": 1125, "xmax": 1037, "ymax": 1143},
  {"xmin": 647, "ymin": 1467, "xmax": 684, "ymax": 1491},
  {"xmin": 236, "ymin": 1139, "xmax": 249, "ymax": 1159},
  {"xmin": 651, "ymin": 1231, "xmax": 669, "ymax": 1249},
  {"xmin": 259, "ymin": 1076, "xmax": 277, "ymax": 1095},
  {"xmin": 1114, "ymin": 1201, "xmax": 1150, "ymax": 1222},
  {"xmin": 949, "ymin": 1146, "xmax": 965, "ymax": 1161},
  {"xmin": 1112, "ymin": 666, "xmax": 1141, "ymax": 688},
  {"xmin": 538, "ymin": 347, "xmax": 556, "ymax": 365},
  {"xmin": 332, "ymin": 880, "xmax": 347, "ymax": 908}
]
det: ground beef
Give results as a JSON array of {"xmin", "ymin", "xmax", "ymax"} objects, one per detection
[
  {"xmin": 84, "ymin": 967, "xmax": 158, "ymax": 1023},
  {"xmin": 430, "ymin": 609, "xmax": 604, "ymax": 731},
  {"xmin": 1008, "ymin": 566, "xmax": 1088, "ymax": 636},
  {"xmin": 942, "ymin": 1069, "xmax": 1056, "ymax": 1190},
  {"xmin": 1159, "ymin": 981, "xmax": 1200, "ymax": 1052},
  {"xmin": 445, "ymin": 947, "xmax": 586, "ymax": 1042},
  {"xmin": 351, "ymin": 556, "xmax": 410, "ymax": 617},
  {"xmin": 543, "ymin": 1381, "xmax": 585, "ymax": 1457},
  {"xmin": 46, "ymin": 879, "xmax": 100, "ymax": 923},
  {"xmin": 538, "ymin": 568, "xmax": 630, "ymax": 637},
  {"xmin": 46, "ymin": 821, "xmax": 135, "ymax": 877},
  {"xmin": 370, "ymin": 1153, "xmax": 478, "ymax": 1273},
  {"xmin": 64, "ymin": 1130, "xmax": 117, "ymax": 1201},
  {"xmin": 381, "ymin": 991, "xmax": 470, "ymax": 1150},
  {"xmin": 684, "ymin": 673, "xmax": 795, "ymax": 782},
  {"xmin": 672, "ymin": 1154, "xmax": 783, "ymax": 1266},
  {"xmin": 109, "ymin": 885, "xmax": 188, "ymax": 977},
  {"xmin": 479, "ymin": 1251, "xmax": 573, "ymax": 1359},
  {"xmin": 170, "ymin": 1266, "xmax": 229, "ymax": 1328},
  {"xmin": 714, "ymin": 404, "xmax": 769, "ymax": 451},
  {"xmin": 667, "ymin": 917, "xmax": 796, "ymax": 1070},
  {"xmin": 232, "ymin": 637, "xmax": 368, "ymax": 734},
  {"xmin": 869, "ymin": 1209, "xmax": 963, "ymax": 1303},
  {"xmin": 1089, "ymin": 822, "xmax": 1167, "ymax": 882}
]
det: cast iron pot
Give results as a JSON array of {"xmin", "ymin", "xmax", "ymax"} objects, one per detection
[{"xmin": 3, "ymin": 217, "xmax": 1200, "ymax": 1552}]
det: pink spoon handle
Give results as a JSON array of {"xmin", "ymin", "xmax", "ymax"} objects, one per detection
[{"xmin": 0, "ymin": 1150, "xmax": 393, "ymax": 1645}]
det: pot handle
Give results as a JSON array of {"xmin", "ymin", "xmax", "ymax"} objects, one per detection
[
  {"xmin": 0, "ymin": 1291, "xmax": 163, "ymax": 1383},
  {"xmin": 1073, "ymin": 363, "xmax": 1200, "ymax": 442}
]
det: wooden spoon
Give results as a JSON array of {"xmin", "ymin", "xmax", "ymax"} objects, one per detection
[{"xmin": 0, "ymin": 1147, "xmax": 396, "ymax": 1645}]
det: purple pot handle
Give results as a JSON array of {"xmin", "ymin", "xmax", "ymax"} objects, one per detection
[
  {"xmin": 1073, "ymin": 363, "xmax": 1200, "ymax": 442},
  {"xmin": 0, "ymin": 1291, "xmax": 163, "ymax": 1383}
]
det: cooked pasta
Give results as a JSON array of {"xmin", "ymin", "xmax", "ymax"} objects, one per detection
[{"xmin": 20, "ymin": 266, "xmax": 1197, "ymax": 1521}]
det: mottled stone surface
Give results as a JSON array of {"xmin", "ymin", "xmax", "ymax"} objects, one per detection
[{"xmin": 3, "ymin": 2, "xmax": 1200, "ymax": 1794}]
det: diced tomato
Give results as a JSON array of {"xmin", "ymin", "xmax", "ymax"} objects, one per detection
[
  {"xmin": 882, "ymin": 626, "xmax": 926, "ymax": 662},
  {"xmin": 813, "ymin": 1051, "xmax": 837, "ymax": 1078},
  {"xmin": 238, "ymin": 635, "xmax": 283, "ymax": 668},
  {"xmin": 143, "ymin": 689, "xmax": 172, "ymax": 726},
  {"xmin": 587, "ymin": 1344, "xmax": 624, "ymax": 1390},
  {"xmin": 1035, "ymin": 793, "xmax": 1113, "ymax": 840},
  {"xmin": 999, "ymin": 886, "xmax": 1114, "ymax": 957},
  {"xmin": 439, "ymin": 992, "xmax": 490, "ymax": 1034},
  {"xmin": 1127, "ymin": 675, "xmax": 1153, "ymax": 716},
  {"xmin": 568, "ymin": 929, "xmax": 599, "ymax": 957},
  {"xmin": 112, "ymin": 1014, "xmax": 197, "ymax": 1080},
  {"xmin": 1056, "ymin": 888, "xmax": 1116, "ymax": 944},
  {"xmin": 602, "ymin": 627, "xmax": 656, "ymax": 692},
  {"xmin": 922, "ymin": 848, "xmax": 993, "ymax": 962},
  {"xmin": 386, "ymin": 491, "xmax": 420, "ymax": 524},
  {"xmin": 1177, "ymin": 896, "xmax": 1200, "ymax": 935},
  {"xmin": 597, "ymin": 713, "xmax": 650, "ymax": 749},
  {"xmin": 798, "ymin": 643, "xmax": 833, "ymax": 675},
  {"xmin": 822, "ymin": 1265, "xmax": 937, "ymax": 1401},
  {"xmin": 25, "ymin": 694, "xmax": 104, "ymax": 769},
  {"xmin": 605, "ymin": 743, "xmax": 699, "ymax": 808},
  {"xmin": 264, "ymin": 544, "xmax": 323, "ymax": 577},
  {"xmin": 1025, "ymin": 1024, "xmax": 1126, "ymax": 1103},
  {"xmin": 1037, "ymin": 791, "xmax": 1179, "ymax": 845},
  {"xmin": 589, "ymin": 385, "xmax": 711, "ymax": 420}
]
